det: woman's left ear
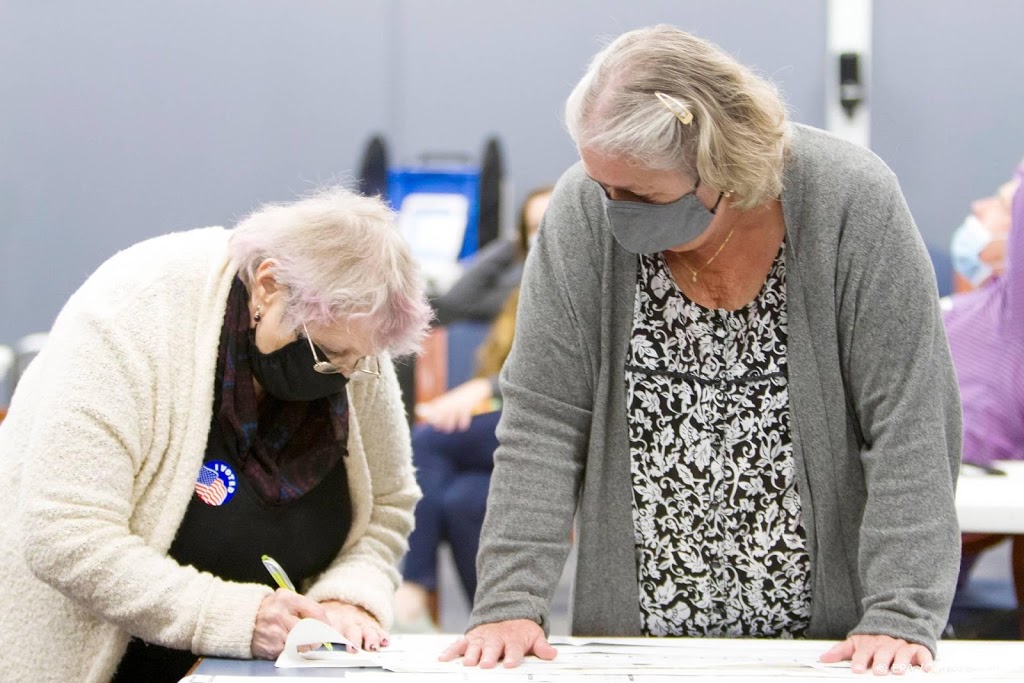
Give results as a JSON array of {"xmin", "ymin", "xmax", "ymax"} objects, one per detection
[{"xmin": 253, "ymin": 259, "xmax": 285, "ymax": 305}]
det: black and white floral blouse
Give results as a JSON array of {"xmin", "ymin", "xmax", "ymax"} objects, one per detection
[{"xmin": 625, "ymin": 246, "xmax": 811, "ymax": 638}]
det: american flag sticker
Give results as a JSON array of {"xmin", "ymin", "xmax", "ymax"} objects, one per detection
[{"xmin": 194, "ymin": 460, "xmax": 237, "ymax": 506}]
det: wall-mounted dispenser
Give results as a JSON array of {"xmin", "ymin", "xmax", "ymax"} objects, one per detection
[{"xmin": 839, "ymin": 51, "xmax": 864, "ymax": 118}]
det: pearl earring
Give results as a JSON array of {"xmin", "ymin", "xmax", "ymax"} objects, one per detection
[{"xmin": 254, "ymin": 306, "xmax": 262, "ymax": 323}]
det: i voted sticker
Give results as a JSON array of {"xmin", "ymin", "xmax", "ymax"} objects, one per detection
[{"xmin": 194, "ymin": 460, "xmax": 237, "ymax": 506}]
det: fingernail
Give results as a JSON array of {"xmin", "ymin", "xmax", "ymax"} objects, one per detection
[
  {"xmin": 381, "ymin": 639, "xmax": 389, "ymax": 647},
  {"xmin": 369, "ymin": 644, "xmax": 378, "ymax": 651}
]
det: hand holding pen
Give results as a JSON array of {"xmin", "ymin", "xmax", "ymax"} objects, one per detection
[
  {"xmin": 257, "ymin": 554, "xmax": 390, "ymax": 655},
  {"xmin": 250, "ymin": 571, "xmax": 333, "ymax": 659},
  {"xmin": 261, "ymin": 554, "xmax": 335, "ymax": 652}
]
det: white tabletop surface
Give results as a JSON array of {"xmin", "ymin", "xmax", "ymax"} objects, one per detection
[
  {"xmin": 956, "ymin": 460, "xmax": 1024, "ymax": 534},
  {"xmin": 183, "ymin": 634, "xmax": 1024, "ymax": 681}
]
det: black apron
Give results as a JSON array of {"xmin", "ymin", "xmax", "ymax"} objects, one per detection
[{"xmin": 112, "ymin": 424, "xmax": 351, "ymax": 682}]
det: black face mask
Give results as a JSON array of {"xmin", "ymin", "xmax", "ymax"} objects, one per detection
[{"xmin": 248, "ymin": 329, "xmax": 348, "ymax": 402}]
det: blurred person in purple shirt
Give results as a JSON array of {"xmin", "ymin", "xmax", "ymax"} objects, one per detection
[
  {"xmin": 943, "ymin": 159, "xmax": 1024, "ymax": 469},
  {"xmin": 944, "ymin": 160, "xmax": 1024, "ymax": 630}
]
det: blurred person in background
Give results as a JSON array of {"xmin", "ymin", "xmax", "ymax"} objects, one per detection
[
  {"xmin": 949, "ymin": 171, "xmax": 1018, "ymax": 293},
  {"xmin": 431, "ymin": 187, "xmax": 553, "ymax": 326},
  {"xmin": 943, "ymin": 160, "xmax": 1024, "ymax": 632},
  {"xmin": 945, "ymin": 160, "xmax": 1023, "ymax": 469}
]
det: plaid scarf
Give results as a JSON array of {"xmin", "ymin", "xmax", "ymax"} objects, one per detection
[{"xmin": 213, "ymin": 276, "xmax": 349, "ymax": 504}]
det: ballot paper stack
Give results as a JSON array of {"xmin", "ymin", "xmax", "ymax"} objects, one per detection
[{"xmin": 271, "ymin": 619, "xmax": 1024, "ymax": 681}]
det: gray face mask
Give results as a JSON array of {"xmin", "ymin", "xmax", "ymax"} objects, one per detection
[{"xmin": 602, "ymin": 178, "xmax": 723, "ymax": 254}]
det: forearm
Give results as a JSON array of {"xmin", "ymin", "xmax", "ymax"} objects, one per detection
[
  {"xmin": 469, "ymin": 380, "xmax": 587, "ymax": 632},
  {"xmin": 852, "ymin": 457, "xmax": 960, "ymax": 654},
  {"xmin": 468, "ymin": 168, "xmax": 599, "ymax": 631},
  {"xmin": 19, "ymin": 382, "xmax": 271, "ymax": 656},
  {"xmin": 841, "ymin": 188, "xmax": 962, "ymax": 653},
  {"xmin": 22, "ymin": 497, "xmax": 271, "ymax": 655}
]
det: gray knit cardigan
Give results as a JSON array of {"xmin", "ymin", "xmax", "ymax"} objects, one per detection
[{"xmin": 470, "ymin": 124, "xmax": 962, "ymax": 655}]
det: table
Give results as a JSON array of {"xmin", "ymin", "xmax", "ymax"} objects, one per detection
[
  {"xmin": 956, "ymin": 461, "xmax": 1024, "ymax": 534},
  {"xmin": 179, "ymin": 470, "xmax": 1024, "ymax": 681},
  {"xmin": 181, "ymin": 635, "xmax": 1024, "ymax": 681},
  {"xmin": 955, "ymin": 459, "xmax": 1024, "ymax": 640}
]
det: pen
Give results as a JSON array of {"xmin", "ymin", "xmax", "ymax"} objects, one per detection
[
  {"xmin": 261, "ymin": 554, "xmax": 334, "ymax": 651},
  {"xmin": 261, "ymin": 554, "xmax": 297, "ymax": 591}
]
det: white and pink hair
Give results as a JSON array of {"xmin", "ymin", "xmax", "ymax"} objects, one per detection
[{"xmin": 229, "ymin": 186, "xmax": 432, "ymax": 357}]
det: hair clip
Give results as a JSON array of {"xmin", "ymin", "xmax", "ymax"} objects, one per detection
[{"xmin": 655, "ymin": 91, "xmax": 693, "ymax": 126}]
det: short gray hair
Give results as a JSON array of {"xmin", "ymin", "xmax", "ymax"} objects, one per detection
[
  {"xmin": 229, "ymin": 187, "xmax": 431, "ymax": 357},
  {"xmin": 565, "ymin": 25, "xmax": 789, "ymax": 210}
]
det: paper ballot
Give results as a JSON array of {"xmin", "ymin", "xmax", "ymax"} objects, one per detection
[
  {"xmin": 276, "ymin": 618, "xmax": 379, "ymax": 668},
  {"xmin": 275, "ymin": 620, "xmax": 453, "ymax": 671},
  {"xmin": 277, "ymin": 622, "xmax": 837, "ymax": 675},
  {"xmin": 274, "ymin": 622, "xmax": 1024, "ymax": 680}
]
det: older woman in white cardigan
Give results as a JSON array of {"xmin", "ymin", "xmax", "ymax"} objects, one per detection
[{"xmin": 0, "ymin": 187, "xmax": 431, "ymax": 682}]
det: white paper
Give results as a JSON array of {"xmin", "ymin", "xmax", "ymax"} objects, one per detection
[
  {"xmin": 272, "ymin": 627, "xmax": 1024, "ymax": 679},
  {"xmin": 183, "ymin": 678, "xmax": 325, "ymax": 682},
  {"xmin": 275, "ymin": 618, "xmax": 379, "ymax": 668}
]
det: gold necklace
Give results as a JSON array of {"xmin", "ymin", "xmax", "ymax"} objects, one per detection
[{"xmin": 675, "ymin": 227, "xmax": 737, "ymax": 283}]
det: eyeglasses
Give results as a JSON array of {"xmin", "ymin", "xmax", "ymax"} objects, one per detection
[
  {"xmin": 692, "ymin": 176, "xmax": 726, "ymax": 215},
  {"xmin": 301, "ymin": 323, "xmax": 381, "ymax": 381}
]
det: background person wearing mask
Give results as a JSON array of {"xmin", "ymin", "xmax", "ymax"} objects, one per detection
[
  {"xmin": 944, "ymin": 160, "xmax": 1024, "ymax": 468},
  {"xmin": 949, "ymin": 170, "xmax": 1019, "ymax": 293},
  {"xmin": 943, "ymin": 160, "xmax": 1024, "ymax": 637},
  {"xmin": 0, "ymin": 188, "xmax": 431, "ymax": 682}
]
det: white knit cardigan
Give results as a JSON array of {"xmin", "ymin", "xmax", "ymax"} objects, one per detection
[{"xmin": 0, "ymin": 228, "xmax": 420, "ymax": 682}]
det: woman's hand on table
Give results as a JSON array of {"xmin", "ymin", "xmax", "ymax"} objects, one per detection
[
  {"xmin": 438, "ymin": 619, "xmax": 557, "ymax": 668},
  {"xmin": 321, "ymin": 599, "xmax": 389, "ymax": 653},
  {"xmin": 820, "ymin": 634, "xmax": 933, "ymax": 675},
  {"xmin": 251, "ymin": 588, "xmax": 328, "ymax": 659}
]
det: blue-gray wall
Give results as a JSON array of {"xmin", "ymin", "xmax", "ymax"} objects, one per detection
[
  {"xmin": 872, "ymin": 0, "xmax": 1024, "ymax": 295},
  {"xmin": 1, "ymin": 0, "xmax": 825, "ymax": 343},
  {"xmin": 1, "ymin": 1, "xmax": 396, "ymax": 342},
  {"xmin": 6, "ymin": 1, "xmax": 1020, "ymax": 343}
]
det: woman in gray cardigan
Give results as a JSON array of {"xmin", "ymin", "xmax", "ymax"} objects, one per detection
[{"xmin": 441, "ymin": 25, "xmax": 961, "ymax": 675}]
